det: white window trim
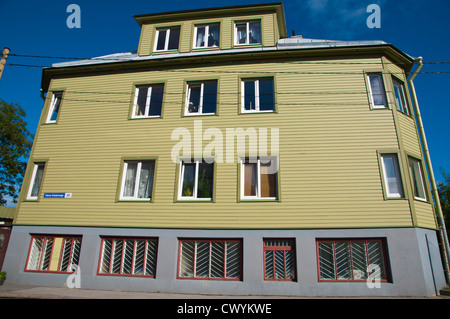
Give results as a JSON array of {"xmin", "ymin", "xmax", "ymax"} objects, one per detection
[
  {"xmin": 241, "ymin": 78, "xmax": 274, "ymax": 113},
  {"xmin": 46, "ymin": 92, "xmax": 62, "ymax": 123},
  {"xmin": 234, "ymin": 21, "xmax": 261, "ymax": 45},
  {"xmin": 367, "ymin": 73, "xmax": 388, "ymax": 109},
  {"xmin": 120, "ymin": 161, "xmax": 154, "ymax": 201},
  {"xmin": 193, "ymin": 24, "xmax": 220, "ymax": 49},
  {"xmin": 240, "ymin": 157, "xmax": 277, "ymax": 200},
  {"xmin": 408, "ymin": 157, "xmax": 427, "ymax": 201},
  {"xmin": 380, "ymin": 154, "xmax": 404, "ymax": 198},
  {"xmin": 185, "ymin": 81, "xmax": 216, "ymax": 116},
  {"xmin": 27, "ymin": 163, "xmax": 45, "ymax": 200},
  {"xmin": 154, "ymin": 27, "xmax": 179, "ymax": 52},
  {"xmin": 393, "ymin": 79, "xmax": 409, "ymax": 115},
  {"xmin": 132, "ymin": 85, "xmax": 162, "ymax": 118},
  {"xmin": 178, "ymin": 159, "xmax": 213, "ymax": 201}
]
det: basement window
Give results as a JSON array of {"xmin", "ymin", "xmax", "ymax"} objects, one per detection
[
  {"xmin": 178, "ymin": 239, "xmax": 242, "ymax": 280},
  {"xmin": 98, "ymin": 237, "xmax": 158, "ymax": 277},
  {"xmin": 264, "ymin": 239, "xmax": 296, "ymax": 281},
  {"xmin": 317, "ymin": 238, "xmax": 390, "ymax": 282},
  {"xmin": 25, "ymin": 235, "xmax": 82, "ymax": 273}
]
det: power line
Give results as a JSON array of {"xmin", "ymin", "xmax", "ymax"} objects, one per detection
[
  {"xmin": 6, "ymin": 63, "xmax": 450, "ymax": 75},
  {"xmin": 8, "ymin": 52, "xmax": 450, "ymax": 65}
]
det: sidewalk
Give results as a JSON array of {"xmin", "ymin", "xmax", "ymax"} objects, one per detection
[{"xmin": 1, "ymin": 283, "xmax": 449, "ymax": 299}]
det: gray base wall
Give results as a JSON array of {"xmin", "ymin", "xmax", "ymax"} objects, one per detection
[{"xmin": 3, "ymin": 225, "xmax": 447, "ymax": 297}]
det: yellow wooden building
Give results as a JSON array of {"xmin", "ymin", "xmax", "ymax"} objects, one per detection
[{"xmin": 4, "ymin": 3, "xmax": 448, "ymax": 296}]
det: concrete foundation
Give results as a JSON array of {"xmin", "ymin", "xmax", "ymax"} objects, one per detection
[{"xmin": 3, "ymin": 225, "xmax": 447, "ymax": 297}]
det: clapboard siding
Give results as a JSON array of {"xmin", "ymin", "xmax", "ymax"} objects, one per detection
[
  {"xmin": 16, "ymin": 55, "xmax": 435, "ymax": 229},
  {"xmin": 137, "ymin": 12, "xmax": 277, "ymax": 56}
]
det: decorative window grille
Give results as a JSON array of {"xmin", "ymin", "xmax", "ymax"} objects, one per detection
[
  {"xmin": 98, "ymin": 237, "xmax": 158, "ymax": 277},
  {"xmin": 26, "ymin": 235, "xmax": 82, "ymax": 272},
  {"xmin": 178, "ymin": 239, "xmax": 242, "ymax": 280},
  {"xmin": 317, "ymin": 239, "xmax": 389, "ymax": 282},
  {"xmin": 264, "ymin": 239, "xmax": 296, "ymax": 281}
]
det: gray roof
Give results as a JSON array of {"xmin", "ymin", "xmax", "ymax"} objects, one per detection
[{"xmin": 50, "ymin": 37, "xmax": 414, "ymax": 69}]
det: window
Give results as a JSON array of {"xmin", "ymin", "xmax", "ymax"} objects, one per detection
[
  {"xmin": 120, "ymin": 160, "xmax": 155, "ymax": 200},
  {"xmin": 367, "ymin": 73, "xmax": 388, "ymax": 109},
  {"xmin": 241, "ymin": 78, "xmax": 275, "ymax": 112},
  {"xmin": 46, "ymin": 92, "xmax": 62, "ymax": 123},
  {"xmin": 178, "ymin": 239, "xmax": 242, "ymax": 280},
  {"xmin": 240, "ymin": 157, "xmax": 278, "ymax": 200},
  {"xmin": 26, "ymin": 235, "xmax": 82, "ymax": 273},
  {"xmin": 132, "ymin": 84, "xmax": 164, "ymax": 118},
  {"xmin": 185, "ymin": 81, "xmax": 217, "ymax": 115},
  {"xmin": 317, "ymin": 239, "xmax": 389, "ymax": 282},
  {"xmin": 98, "ymin": 237, "xmax": 158, "ymax": 277},
  {"xmin": 380, "ymin": 154, "xmax": 404, "ymax": 198},
  {"xmin": 27, "ymin": 162, "xmax": 45, "ymax": 200},
  {"xmin": 194, "ymin": 23, "xmax": 220, "ymax": 48},
  {"xmin": 264, "ymin": 239, "xmax": 296, "ymax": 281},
  {"xmin": 235, "ymin": 20, "xmax": 261, "ymax": 45},
  {"xmin": 408, "ymin": 157, "xmax": 427, "ymax": 201},
  {"xmin": 154, "ymin": 26, "xmax": 181, "ymax": 51},
  {"xmin": 178, "ymin": 159, "xmax": 214, "ymax": 200},
  {"xmin": 393, "ymin": 79, "xmax": 409, "ymax": 115}
]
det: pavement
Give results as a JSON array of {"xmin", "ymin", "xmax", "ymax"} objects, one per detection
[{"xmin": 1, "ymin": 282, "xmax": 450, "ymax": 299}]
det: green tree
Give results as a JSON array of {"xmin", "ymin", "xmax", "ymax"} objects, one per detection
[
  {"xmin": 0, "ymin": 99, "xmax": 34, "ymax": 205},
  {"xmin": 437, "ymin": 168, "xmax": 450, "ymax": 237}
]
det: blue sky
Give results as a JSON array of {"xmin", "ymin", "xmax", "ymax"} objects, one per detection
[{"xmin": 0, "ymin": 0, "xmax": 449, "ymax": 188}]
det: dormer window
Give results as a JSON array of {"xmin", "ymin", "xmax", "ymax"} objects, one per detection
[
  {"xmin": 194, "ymin": 23, "xmax": 220, "ymax": 48},
  {"xmin": 234, "ymin": 20, "xmax": 261, "ymax": 45},
  {"xmin": 154, "ymin": 26, "xmax": 181, "ymax": 51}
]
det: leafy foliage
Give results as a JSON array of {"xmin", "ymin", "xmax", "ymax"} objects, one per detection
[
  {"xmin": 437, "ymin": 168, "xmax": 450, "ymax": 237},
  {"xmin": 0, "ymin": 99, "xmax": 34, "ymax": 205}
]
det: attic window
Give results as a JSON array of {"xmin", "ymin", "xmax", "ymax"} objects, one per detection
[
  {"xmin": 194, "ymin": 23, "xmax": 220, "ymax": 48},
  {"xmin": 235, "ymin": 20, "xmax": 261, "ymax": 45},
  {"xmin": 154, "ymin": 26, "xmax": 180, "ymax": 51}
]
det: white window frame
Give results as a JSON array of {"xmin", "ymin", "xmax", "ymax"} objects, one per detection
[
  {"xmin": 131, "ymin": 84, "xmax": 164, "ymax": 118},
  {"xmin": 408, "ymin": 157, "xmax": 427, "ymax": 201},
  {"xmin": 367, "ymin": 73, "xmax": 388, "ymax": 109},
  {"xmin": 154, "ymin": 27, "xmax": 180, "ymax": 52},
  {"xmin": 184, "ymin": 81, "xmax": 217, "ymax": 116},
  {"xmin": 234, "ymin": 20, "xmax": 261, "ymax": 45},
  {"xmin": 241, "ymin": 78, "xmax": 274, "ymax": 113},
  {"xmin": 178, "ymin": 159, "xmax": 214, "ymax": 201},
  {"xmin": 240, "ymin": 156, "xmax": 278, "ymax": 200},
  {"xmin": 380, "ymin": 154, "xmax": 404, "ymax": 198},
  {"xmin": 120, "ymin": 160, "xmax": 155, "ymax": 201},
  {"xmin": 27, "ymin": 163, "xmax": 45, "ymax": 200},
  {"xmin": 193, "ymin": 23, "xmax": 220, "ymax": 49},
  {"xmin": 46, "ymin": 92, "xmax": 62, "ymax": 123},
  {"xmin": 393, "ymin": 79, "xmax": 409, "ymax": 115}
]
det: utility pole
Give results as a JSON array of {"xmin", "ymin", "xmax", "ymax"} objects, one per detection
[{"xmin": 0, "ymin": 47, "xmax": 10, "ymax": 80}]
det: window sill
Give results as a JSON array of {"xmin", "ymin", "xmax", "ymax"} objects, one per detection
[
  {"xmin": 176, "ymin": 199, "xmax": 213, "ymax": 203},
  {"xmin": 240, "ymin": 110, "xmax": 276, "ymax": 114},
  {"xmin": 239, "ymin": 199, "xmax": 279, "ymax": 202}
]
